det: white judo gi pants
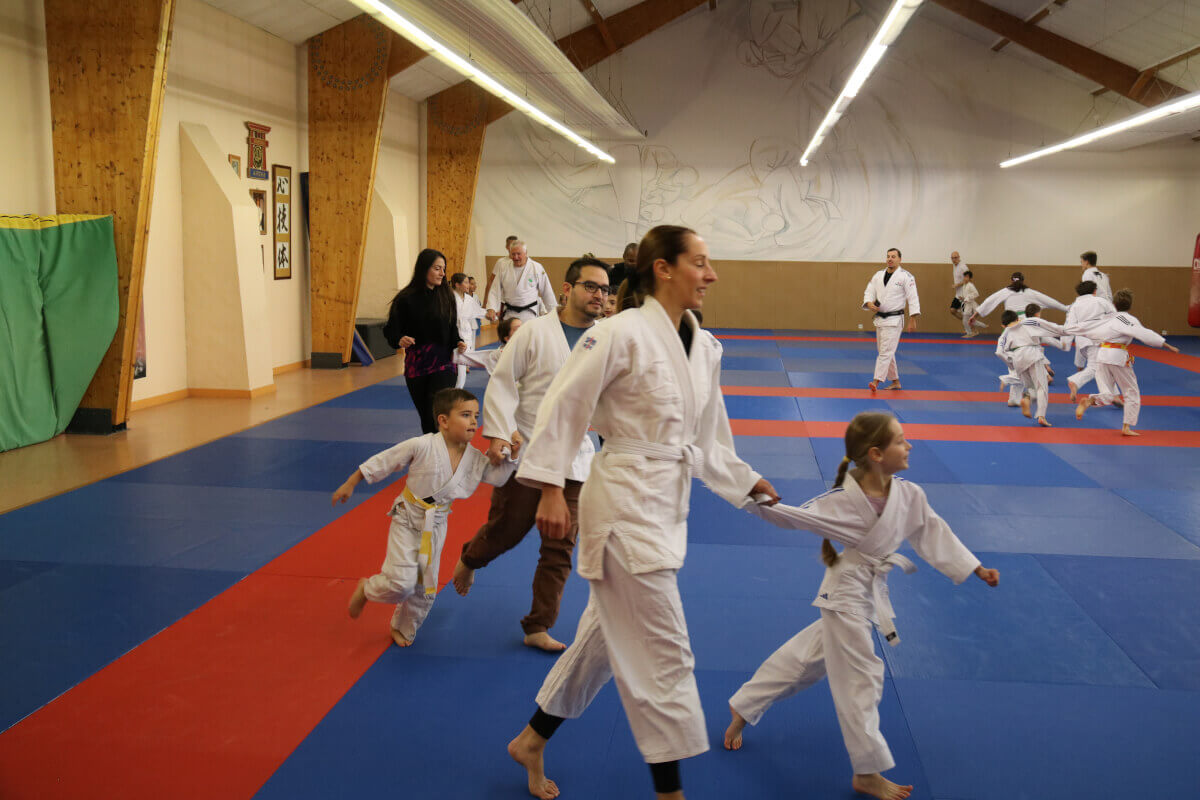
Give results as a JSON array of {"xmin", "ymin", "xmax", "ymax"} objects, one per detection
[
  {"xmin": 1067, "ymin": 345, "xmax": 1115, "ymax": 397},
  {"xmin": 872, "ymin": 323, "xmax": 902, "ymax": 383},
  {"xmin": 1091, "ymin": 363, "xmax": 1141, "ymax": 427},
  {"xmin": 362, "ymin": 517, "xmax": 437, "ymax": 641},
  {"xmin": 535, "ymin": 538, "xmax": 707, "ymax": 763},
  {"xmin": 729, "ymin": 610, "xmax": 894, "ymax": 775},
  {"xmin": 960, "ymin": 303, "xmax": 984, "ymax": 334},
  {"xmin": 1017, "ymin": 361, "xmax": 1050, "ymax": 419}
]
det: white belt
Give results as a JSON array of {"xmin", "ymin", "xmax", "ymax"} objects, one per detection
[
  {"xmin": 604, "ymin": 438, "xmax": 705, "ymax": 478},
  {"xmin": 841, "ymin": 549, "xmax": 917, "ymax": 647}
]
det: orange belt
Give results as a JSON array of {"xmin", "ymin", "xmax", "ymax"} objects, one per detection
[{"xmin": 1100, "ymin": 342, "xmax": 1133, "ymax": 366}]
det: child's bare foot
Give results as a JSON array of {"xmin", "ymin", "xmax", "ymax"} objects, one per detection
[
  {"xmin": 868, "ymin": 380, "xmax": 878, "ymax": 393},
  {"xmin": 390, "ymin": 629, "xmax": 414, "ymax": 647},
  {"xmin": 1037, "ymin": 417, "xmax": 1052, "ymax": 427},
  {"xmin": 1075, "ymin": 396, "xmax": 1091, "ymax": 420},
  {"xmin": 884, "ymin": 381, "xmax": 901, "ymax": 391},
  {"xmin": 1122, "ymin": 425, "xmax": 1140, "ymax": 437},
  {"xmin": 852, "ymin": 772, "xmax": 913, "ymax": 800},
  {"xmin": 724, "ymin": 707, "xmax": 747, "ymax": 750},
  {"xmin": 348, "ymin": 578, "xmax": 367, "ymax": 619},
  {"xmin": 508, "ymin": 726, "xmax": 559, "ymax": 799},
  {"xmin": 1020, "ymin": 395, "xmax": 1032, "ymax": 418},
  {"xmin": 524, "ymin": 631, "xmax": 567, "ymax": 652},
  {"xmin": 452, "ymin": 559, "xmax": 475, "ymax": 596},
  {"xmin": 1068, "ymin": 383, "xmax": 1077, "ymax": 402}
]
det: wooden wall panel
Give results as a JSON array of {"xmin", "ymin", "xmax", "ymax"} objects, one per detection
[
  {"xmin": 308, "ymin": 15, "xmax": 392, "ymax": 367},
  {"xmin": 426, "ymin": 81, "xmax": 492, "ymax": 280},
  {"xmin": 45, "ymin": 0, "xmax": 176, "ymax": 432},
  {"xmin": 489, "ymin": 255, "xmax": 1197, "ymax": 336}
]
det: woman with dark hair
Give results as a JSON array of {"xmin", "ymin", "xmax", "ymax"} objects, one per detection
[
  {"xmin": 384, "ymin": 249, "xmax": 466, "ymax": 433},
  {"xmin": 504, "ymin": 225, "xmax": 779, "ymax": 800},
  {"xmin": 970, "ymin": 271, "xmax": 1068, "ymax": 324}
]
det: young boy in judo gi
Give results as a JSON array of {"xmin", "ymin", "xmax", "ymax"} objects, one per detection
[
  {"xmin": 1070, "ymin": 288, "xmax": 1181, "ymax": 436},
  {"xmin": 332, "ymin": 388, "xmax": 517, "ymax": 647},
  {"xmin": 957, "ymin": 270, "xmax": 986, "ymax": 338},
  {"xmin": 724, "ymin": 412, "xmax": 1000, "ymax": 800},
  {"xmin": 995, "ymin": 309, "xmax": 1060, "ymax": 427},
  {"xmin": 1064, "ymin": 281, "xmax": 1117, "ymax": 402}
]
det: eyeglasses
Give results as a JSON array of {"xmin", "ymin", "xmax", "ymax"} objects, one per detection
[{"xmin": 571, "ymin": 280, "xmax": 611, "ymax": 296}]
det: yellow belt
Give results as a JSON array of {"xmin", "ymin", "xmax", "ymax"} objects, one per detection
[{"xmin": 402, "ymin": 486, "xmax": 451, "ymax": 596}]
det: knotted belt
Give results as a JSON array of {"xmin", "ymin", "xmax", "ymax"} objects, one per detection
[
  {"xmin": 401, "ymin": 485, "xmax": 452, "ymax": 597},
  {"xmin": 604, "ymin": 438, "xmax": 705, "ymax": 476},
  {"xmin": 1100, "ymin": 341, "xmax": 1133, "ymax": 366},
  {"xmin": 839, "ymin": 548, "xmax": 917, "ymax": 647}
]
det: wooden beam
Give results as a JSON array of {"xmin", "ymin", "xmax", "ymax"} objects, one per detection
[
  {"xmin": 426, "ymin": 81, "xmax": 491, "ymax": 282},
  {"xmin": 556, "ymin": 0, "xmax": 708, "ymax": 71},
  {"xmin": 308, "ymin": 15, "xmax": 393, "ymax": 368},
  {"xmin": 991, "ymin": 0, "xmax": 1068, "ymax": 53},
  {"xmin": 579, "ymin": 0, "xmax": 617, "ymax": 54},
  {"xmin": 1092, "ymin": 43, "xmax": 1200, "ymax": 99},
  {"xmin": 44, "ymin": 0, "xmax": 176, "ymax": 433},
  {"xmin": 931, "ymin": 0, "xmax": 1187, "ymax": 106},
  {"xmin": 386, "ymin": 31, "xmax": 427, "ymax": 77}
]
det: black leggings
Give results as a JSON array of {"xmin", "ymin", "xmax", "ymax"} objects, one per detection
[{"xmin": 405, "ymin": 370, "xmax": 457, "ymax": 433}]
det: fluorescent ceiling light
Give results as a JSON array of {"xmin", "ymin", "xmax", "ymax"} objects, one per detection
[
  {"xmin": 1000, "ymin": 89, "xmax": 1200, "ymax": 168},
  {"xmin": 800, "ymin": 0, "xmax": 923, "ymax": 167},
  {"xmin": 351, "ymin": 0, "xmax": 616, "ymax": 163}
]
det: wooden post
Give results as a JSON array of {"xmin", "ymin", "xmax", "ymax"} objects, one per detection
[
  {"xmin": 44, "ymin": 0, "xmax": 176, "ymax": 432},
  {"xmin": 426, "ymin": 81, "xmax": 492, "ymax": 280}
]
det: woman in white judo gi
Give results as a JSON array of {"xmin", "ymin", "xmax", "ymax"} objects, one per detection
[
  {"xmin": 1070, "ymin": 288, "xmax": 1180, "ymax": 436},
  {"xmin": 504, "ymin": 225, "xmax": 779, "ymax": 800},
  {"xmin": 724, "ymin": 412, "xmax": 999, "ymax": 800},
  {"xmin": 331, "ymin": 388, "xmax": 516, "ymax": 647}
]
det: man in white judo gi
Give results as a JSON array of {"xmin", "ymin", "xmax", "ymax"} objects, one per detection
[
  {"xmin": 486, "ymin": 241, "xmax": 558, "ymax": 323},
  {"xmin": 863, "ymin": 248, "xmax": 920, "ymax": 392}
]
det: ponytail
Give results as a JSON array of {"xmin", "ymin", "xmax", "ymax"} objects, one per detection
[{"xmin": 822, "ymin": 457, "xmax": 853, "ymax": 567}]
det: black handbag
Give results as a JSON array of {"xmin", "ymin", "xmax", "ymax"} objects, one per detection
[{"xmin": 949, "ymin": 297, "xmax": 963, "ymax": 310}]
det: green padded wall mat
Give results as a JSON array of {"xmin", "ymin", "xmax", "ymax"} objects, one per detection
[{"xmin": 0, "ymin": 215, "xmax": 118, "ymax": 452}]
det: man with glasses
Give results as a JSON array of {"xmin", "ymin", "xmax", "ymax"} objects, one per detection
[{"xmin": 452, "ymin": 258, "xmax": 611, "ymax": 652}]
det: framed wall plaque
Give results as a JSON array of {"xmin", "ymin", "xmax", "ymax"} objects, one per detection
[
  {"xmin": 245, "ymin": 122, "xmax": 271, "ymax": 180},
  {"xmin": 228, "ymin": 153, "xmax": 241, "ymax": 177},
  {"xmin": 250, "ymin": 189, "xmax": 266, "ymax": 235},
  {"xmin": 272, "ymin": 164, "xmax": 292, "ymax": 280}
]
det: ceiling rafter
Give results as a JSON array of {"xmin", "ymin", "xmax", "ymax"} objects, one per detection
[
  {"xmin": 1092, "ymin": 43, "xmax": 1200, "ymax": 99},
  {"xmin": 991, "ymin": 0, "xmax": 1068, "ymax": 53},
  {"xmin": 929, "ymin": 0, "xmax": 1188, "ymax": 106},
  {"xmin": 579, "ymin": 0, "xmax": 618, "ymax": 54},
  {"xmin": 555, "ymin": 0, "xmax": 709, "ymax": 72}
]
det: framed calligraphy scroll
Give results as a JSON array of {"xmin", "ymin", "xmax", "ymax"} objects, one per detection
[{"xmin": 272, "ymin": 164, "xmax": 292, "ymax": 280}]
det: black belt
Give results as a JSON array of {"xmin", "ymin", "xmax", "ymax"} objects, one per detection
[
  {"xmin": 503, "ymin": 301, "xmax": 538, "ymax": 313},
  {"xmin": 874, "ymin": 310, "xmax": 905, "ymax": 318}
]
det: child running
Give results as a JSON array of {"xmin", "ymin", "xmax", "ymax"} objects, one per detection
[
  {"xmin": 333, "ymin": 388, "xmax": 517, "ymax": 646},
  {"xmin": 724, "ymin": 412, "xmax": 1000, "ymax": 800},
  {"xmin": 453, "ymin": 316, "xmax": 522, "ymax": 377},
  {"xmin": 1069, "ymin": 288, "xmax": 1181, "ymax": 436},
  {"xmin": 995, "ymin": 309, "xmax": 1059, "ymax": 426}
]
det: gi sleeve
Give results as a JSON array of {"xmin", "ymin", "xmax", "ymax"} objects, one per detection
[
  {"xmin": 1127, "ymin": 321, "xmax": 1166, "ymax": 349},
  {"xmin": 975, "ymin": 288, "xmax": 1006, "ymax": 318},
  {"xmin": 537, "ymin": 266, "xmax": 559, "ymax": 313},
  {"xmin": 745, "ymin": 490, "xmax": 863, "ymax": 548},
  {"xmin": 486, "ymin": 272, "xmax": 503, "ymax": 314},
  {"xmin": 905, "ymin": 484, "xmax": 980, "ymax": 584},
  {"xmin": 695, "ymin": 339, "xmax": 762, "ymax": 506},
  {"xmin": 1029, "ymin": 289, "xmax": 1069, "ymax": 313},
  {"xmin": 358, "ymin": 437, "xmax": 420, "ymax": 484},
  {"xmin": 516, "ymin": 324, "xmax": 620, "ymax": 489},
  {"xmin": 481, "ymin": 323, "xmax": 533, "ymax": 441},
  {"xmin": 904, "ymin": 273, "xmax": 921, "ymax": 315},
  {"xmin": 862, "ymin": 275, "xmax": 878, "ymax": 309},
  {"xmin": 481, "ymin": 456, "xmax": 518, "ymax": 488}
]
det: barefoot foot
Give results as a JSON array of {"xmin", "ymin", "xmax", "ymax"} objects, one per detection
[
  {"xmin": 1037, "ymin": 417, "xmax": 1052, "ymax": 427},
  {"xmin": 524, "ymin": 631, "xmax": 568, "ymax": 652},
  {"xmin": 724, "ymin": 707, "xmax": 747, "ymax": 751},
  {"xmin": 348, "ymin": 578, "xmax": 367, "ymax": 619},
  {"xmin": 1020, "ymin": 395, "xmax": 1032, "ymax": 418},
  {"xmin": 508, "ymin": 727, "xmax": 559, "ymax": 799},
  {"xmin": 884, "ymin": 381, "xmax": 902, "ymax": 391},
  {"xmin": 852, "ymin": 772, "xmax": 913, "ymax": 800},
  {"xmin": 1075, "ymin": 396, "xmax": 1091, "ymax": 420},
  {"xmin": 452, "ymin": 559, "xmax": 475, "ymax": 596},
  {"xmin": 390, "ymin": 629, "xmax": 414, "ymax": 647},
  {"xmin": 868, "ymin": 381, "xmax": 878, "ymax": 393},
  {"xmin": 1068, "ymin": 384, "xmax": 1077, "ymax": 402},
  {"xmin": 1122, "ymin": 426, "xmax": 1140, "ymax": 437}
]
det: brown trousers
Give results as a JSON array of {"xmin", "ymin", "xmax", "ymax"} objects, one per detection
[{"xmin": 460, "ymin": 473, "xmax": 581, "ymax": 635}]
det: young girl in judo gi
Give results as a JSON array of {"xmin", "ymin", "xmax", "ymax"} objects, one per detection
[
  {"xmin": 332, "ymin": 388, "xmax": 516, "ymax": 647},
  {"xmin": 451, "ymin": 272, "xmax": 489, "ymax": 388},
  {"xmin": 1070, "ymin": 288, "xmax": 1181, "ymax": 436},
  {"xmin": 504, "ymin": 225, "xmax": 779, "ymax": 800},
  {"xmin": 453, "ymin": 316, "xmax": 522, "ymax": 377},
  {"xmin": 724, "ymin": 412, "xmax": 1000, "ymax": 800}
]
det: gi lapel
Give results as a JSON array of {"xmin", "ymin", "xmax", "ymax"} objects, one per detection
[{"xmin": 644, "ymin": 296, "xmax": 696, "ymax": 433}]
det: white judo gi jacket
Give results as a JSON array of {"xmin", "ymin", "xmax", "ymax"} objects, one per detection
[
  {"xmin": 750, "ymin": 474, "xmax": 980, "ymax": 643},
  {"xmin": 483, "ymin": 312, "xmax": 594, "ymax": 482},
  {"xmin": 1067, "ymin": 312, "xmax": 1166, "ymax": 367},
  {"xmin": 863, "ymin": 267, "xmax": 920, "ymax": 328},
  {"xmin": 359, "ymin": 433, "xmax": 515, "ymax": 595},
  {"xmin": 1065, "ymin": 294, "xmax": 1116, "ymax": 353},
  {"xmin": 976, "ymin": 287, "xmax": 1067, "ymax": 318},
  {"xmin": 454, "ymin": 292, "xmax": 487, "ymax": 350},
  {"xmin": 517, "ymin": 296, "xmax": 762, "ymax": 580},
  {"xmin": 454, "ymin": 346, "xmax": 504, "ymax": 375},
  {"xmin": 485, "ymin": 258, "xmax": 557, "ymax": 317},
  {"xmin": 1082, "ymin": 266, "xmax": 1113, "ymax": 301}
]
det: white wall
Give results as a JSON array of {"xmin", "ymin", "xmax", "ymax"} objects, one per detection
[
  {"xmin": 472, "ymin": 0, "xmax": 1200, "ymax": 268},
  {"xmin": 0, "ymin": 0, "xmax": 423, "ymax": 402}
]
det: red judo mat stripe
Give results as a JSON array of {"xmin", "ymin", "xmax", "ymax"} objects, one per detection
[
  {"xmin": 717, "ymin": 335, "xmax": 1200, "ymax": 373},
  {"xmin": 729, "ymin": 418, "xmax": 1200, "ymax": 447},
  {"xmin": 721, "ymin": 386, "xmax": 1200, "ymax": 407},
  {"xmin": 0, "ymin": 474, "xmax": 494, "ymax": 799}
]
